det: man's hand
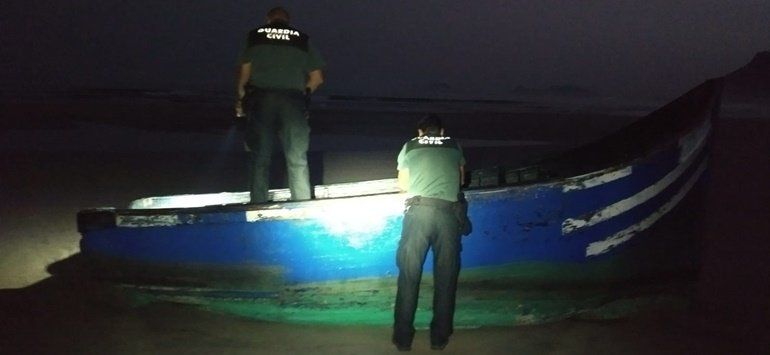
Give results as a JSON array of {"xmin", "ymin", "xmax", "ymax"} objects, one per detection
[
  {"xmin": 234, "ymin": 99, "xmax": 247, "ymax": 133},
  {"xmin": 235, "ymin": 100, "xmax": 245, "ymax": 118},
  {"xmin": 306, "ymin": 70, "xmax": 324, "ymax": 93},
  {"xmin": 235, "ymin": 62, "xmax": 251, "ymax": 118}
]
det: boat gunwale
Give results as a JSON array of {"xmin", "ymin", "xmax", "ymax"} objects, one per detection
[
  {"xmin": 78, "ymin": 136, "xmax": 681, "ymax": 219},
  {"xmin": 77, "ymin": 79, "xmax": 723, "ymax": 220}
]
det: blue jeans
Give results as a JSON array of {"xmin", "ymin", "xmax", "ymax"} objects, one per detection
[
  {"xmin": 244, "ymin": 90, "xmax": 311, "ymax": 203},
  {"xmin": 393, "ymin": 201, "xmax": 462, "ymax": 346}
]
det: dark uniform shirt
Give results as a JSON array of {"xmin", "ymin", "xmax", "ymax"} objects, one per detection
[
  {"xmin": 397, "ymin": 136, "xmax": 466, "ymax": 202},
  {"xmin": 239, "ymin": 22, "xmax": 325, "ymax": 92}
]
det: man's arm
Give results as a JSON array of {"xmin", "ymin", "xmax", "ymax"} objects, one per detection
[
  {"xmin": 306, "ymin": 69, "xmax": 324, "ymax": 93},
  {"xmin": 397, "ymin": 169, "xmax": 410, "ymax": 192},
  {"xmin": 235, "ymin": 62, "xmax": 252, "ymax": 117}
]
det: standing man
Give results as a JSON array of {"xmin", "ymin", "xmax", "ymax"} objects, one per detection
[
  {"xmin": 393, "ymin": 114, "xmax": 466, "ymax": 351},
  {"xmin": 235, "ymin": 7, "xmax": 325, "ymax": 203}
]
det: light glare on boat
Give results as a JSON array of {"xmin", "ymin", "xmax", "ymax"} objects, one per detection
[{"xmin": 315, "ymin": 195, "xmax": 405, "ymax": 248}]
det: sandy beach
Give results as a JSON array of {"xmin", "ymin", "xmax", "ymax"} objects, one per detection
[{"xmin": 1, "ymin": 95, "xmax": 768, "ymax": 354}]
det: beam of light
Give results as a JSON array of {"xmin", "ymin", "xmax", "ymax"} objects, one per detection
[
  {"xmin": 218, "ymin": 125, "xmax": 239, "ymax": 153},
  {"xmin": 198, "ymin": 125, "xmax": 240, "ymax": 186}
]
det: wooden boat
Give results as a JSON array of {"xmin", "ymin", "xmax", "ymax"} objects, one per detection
[{"xmin": 77, "ymin": 79, "xmax": 723, "ymax": 325}]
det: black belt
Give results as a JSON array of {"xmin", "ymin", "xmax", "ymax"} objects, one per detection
[
  {"xmin": 405, "ymin": 196, "xmax": 457, "ymax": 210},
  {"xmin": 406, "ymin": 194, "xmax": 472, "ymax": 236},
  {"xmin": 245, "ymin": 85, "xmax": 304, "ymax": 98}
]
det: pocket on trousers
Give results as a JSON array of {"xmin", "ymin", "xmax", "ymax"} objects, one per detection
[{"xmin": 454, "ymin": 193, "xmax": 472, "ymax": 236}]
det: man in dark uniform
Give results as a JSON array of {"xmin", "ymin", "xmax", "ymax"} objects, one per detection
[
  {"xmin": 235, "ymin": 7, "xmax": 325, "ymax": 203},
  {"xmin": 393, "ymin": 115, "xmax": 466, "ymax": 351}
]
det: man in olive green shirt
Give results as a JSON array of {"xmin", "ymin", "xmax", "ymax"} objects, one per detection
[
  {"xmin": 235, "ymin": 7, "xmax": 325, "ymax": 203},
  {"xmin": 393, "ymin": 115, "xmax": 466, "ymax": 351}
]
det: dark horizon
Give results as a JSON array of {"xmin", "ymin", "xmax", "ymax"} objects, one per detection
[{"xmin": 2, "ymin": 1, "xmax": 769, "ymax": 100}]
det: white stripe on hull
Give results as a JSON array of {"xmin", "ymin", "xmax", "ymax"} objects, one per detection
[
  {"xmin": 561, "ymin": 166, "xmax": 633, "ymax": 193},
  {"xmin": 117, "ymin": 215, "xmax": 182, "ymax": 228},
  {"xmin": 562, "ymin": 122, "xmax": 709, "ymax": 235},
  {"xmin": 585, "ymin": 158, "xmax": 707, "ymax": 257},
  {"xmin": 678, "ymin": 120, "xmax": 711, "ymax": 164}
]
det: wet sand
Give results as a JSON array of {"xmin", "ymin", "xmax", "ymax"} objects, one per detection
[{"xmin": 1, "ymin": 99, "xmax": 768, "ymax": 353}]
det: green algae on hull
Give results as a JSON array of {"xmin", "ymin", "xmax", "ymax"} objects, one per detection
[{"xmin": 116, "ymin": 259, "xmax": 695, "ymax": 326}]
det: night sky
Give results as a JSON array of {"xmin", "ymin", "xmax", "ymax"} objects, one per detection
[{"xmin": 2, "ymin": 0, "xmax": 768, "ymax": 99}]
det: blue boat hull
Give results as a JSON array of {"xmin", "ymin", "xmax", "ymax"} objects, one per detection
[{"xmin": 77, "ymin": 79, "xmax": 723, "ymax": 324}]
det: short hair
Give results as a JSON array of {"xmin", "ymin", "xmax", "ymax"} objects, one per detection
[
  {"xmin": 418, "ymin": 114, "xmax": 443, "ymax": 135},
  {"xmin": 267, "ymin": 7, "xmax": 290, "ymax": 23}
]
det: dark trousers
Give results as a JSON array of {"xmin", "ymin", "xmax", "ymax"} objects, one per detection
[
  {"xmin": 244, "ymin": 90, "xmax": 311, "ymax": 203},
  {"xmin": 393, "ymin": 201, "xmax": 462, "ymax": 346}
]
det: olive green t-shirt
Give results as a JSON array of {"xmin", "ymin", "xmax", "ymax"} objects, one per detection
[
  {"xmin": 239, "ymin": 22, "xmax": 325, "ymax": 92},
  {"xmin": 397, "ymin": 136, "xmax": 466, "ymax": 202}
]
